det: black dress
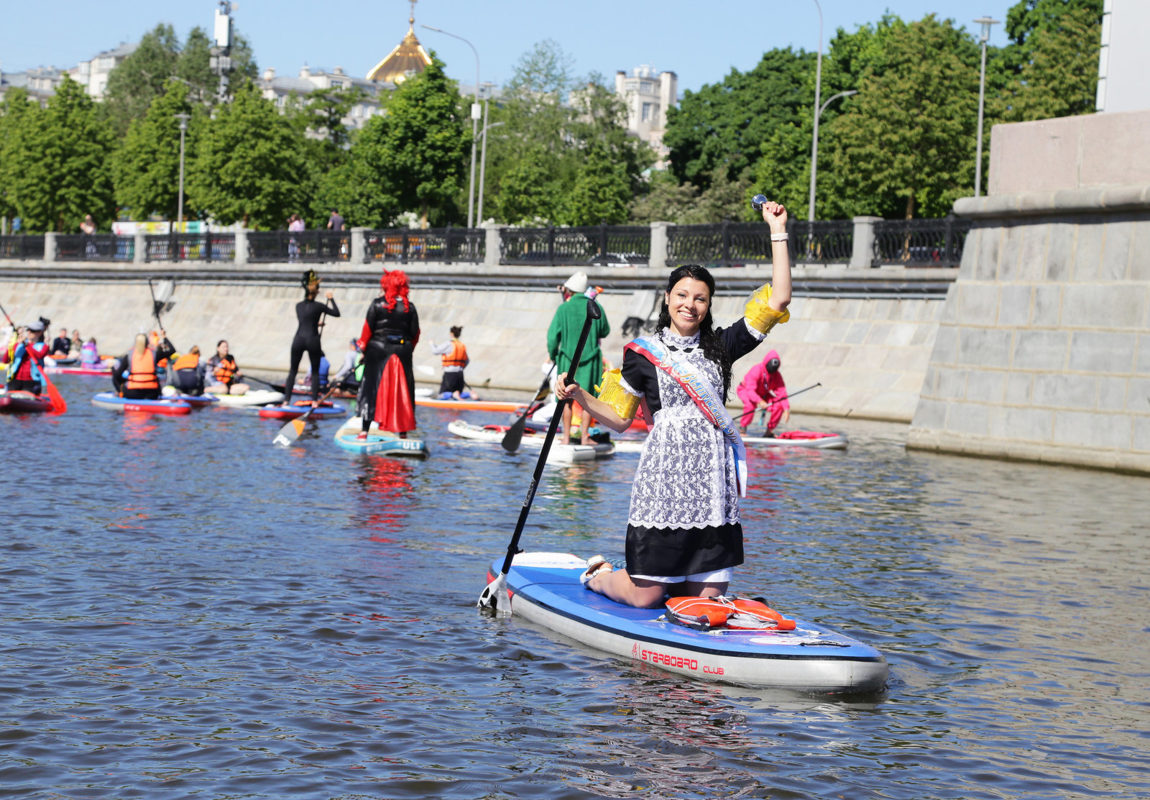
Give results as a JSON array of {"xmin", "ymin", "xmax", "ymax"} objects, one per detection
[{"xmin": 358, "ymin": 296, "xmax": 420, "ymax": 431}]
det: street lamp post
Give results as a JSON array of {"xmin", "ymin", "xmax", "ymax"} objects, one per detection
[
  {"xmin": 807, "ymin": 89, "xmax": 858, "ymax": 230},
  {"xmin": 476, "ymin": 109, "xmax": 505, "ymax": 225},
  {"xmin": 806, "ymin": 0, "xmax": 823, "ymax": 223},
  {"xmin": 973, "ymin": 16, "xmax": 999, "ymax": 198},
  {"xmin": 174, "ymin": 113, "xmax": 190, "ymax": 232},
  {"xmin": 423, "ymin": 24, "xmax": 482, "ymax": 228}
]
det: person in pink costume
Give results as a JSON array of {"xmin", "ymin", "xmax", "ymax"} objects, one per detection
[{"xmin": 736, "ymin": 349, "xmax": 789, "ymax": 435}]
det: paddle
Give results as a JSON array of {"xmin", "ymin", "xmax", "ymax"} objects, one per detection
[
  {"xmin": 272, "ymin": 381, "xmax": 343, "ymax": 447},
  {"xmin": 243, "ymin": 374, "xmax": 287, "ymax": 393},
  {"xmin": 501, "ymin": 365, "xmax": 556, "ymax": 453},
  {"xmin": 0, "ymin": 300, "xmax": 66, "ymax": 414},
  {"xmin": 737, "ymin": 382, "xmax": 822, "ymax": 425},
  {"xmin": 479, "ymin": 297, "xmax": 602, "ymax": 614},
  {"xmin": 147, "ymin": 278, "xmax": 165, "ymax": 329}
]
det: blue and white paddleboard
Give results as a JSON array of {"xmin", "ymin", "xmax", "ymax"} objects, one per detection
[
  {"xmin": 91, "ymin": 392, "xmax": 192, "ymax": 415},
  {"xmin": 486, "ymin": 552, "xmax": 888, "ymax": 695},
  {"xmin": 333, "ymin": 418, "xmax": 429, "ymax": 458}
]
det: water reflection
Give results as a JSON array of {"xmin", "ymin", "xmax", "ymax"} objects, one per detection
[{"xmin": 353, "ymin": 457, "xmax": 414, "ymax": 540}]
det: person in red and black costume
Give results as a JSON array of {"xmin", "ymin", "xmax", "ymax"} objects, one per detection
[
  {"xmin": 356, "ymin": 270, "xmax": 420, "ymax": 439},
  {"xmin": 4, "ymin": 320, "xmax": 51, "ymax": 394}
]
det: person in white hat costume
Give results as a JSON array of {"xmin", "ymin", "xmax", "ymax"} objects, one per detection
[{"xmin": 546, "ymin": 271, "xmax": 610, "ymax": 445}]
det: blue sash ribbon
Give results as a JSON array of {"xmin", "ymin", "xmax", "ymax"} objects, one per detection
[{"xmin": 627, "ymin": 336, "xmax": 747, "ymax": 497}]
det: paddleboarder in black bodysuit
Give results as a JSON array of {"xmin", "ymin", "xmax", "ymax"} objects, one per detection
[{"xmin": 283, "ymin": 270, "xmax": 340, "ymax": 405}]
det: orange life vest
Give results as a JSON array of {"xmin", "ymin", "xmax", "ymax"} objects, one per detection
[
  {"xmin": 441, "ymin": 340, "xmax": 468, "ymax": 369},
  {"xmin": 126, "ymin": 348, "xmax": 159, "ymax": 390},
  {"xmin": 213, "ymin": 356, "xmax": 237, "ymax": 384},
  {"xmin": 664, "ymin": 596, "xmax": 796, "ymax": 631},
  {"xmin": 172, "ymin": 353, "xmax": 199, "ymax": 372}
]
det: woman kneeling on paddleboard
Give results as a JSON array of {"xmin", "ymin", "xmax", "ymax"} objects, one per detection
[{"xmin": 556, "ymin": 199, "xmax": 792, "ymax": 608}]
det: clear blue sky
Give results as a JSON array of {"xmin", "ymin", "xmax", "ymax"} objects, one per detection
[{"xmin": 4, "ymin": 1, "xmax": 1020, "ymax": 95}]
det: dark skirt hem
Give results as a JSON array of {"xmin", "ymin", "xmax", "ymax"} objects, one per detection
[{"xmin": 625, "ymin": 522, "xmax": 743, "ymax": 578}]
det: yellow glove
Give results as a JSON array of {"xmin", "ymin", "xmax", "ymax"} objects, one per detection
[
  {"xmin": 595, "ymin": 368, "xmax": 639, "ymax": 420},
  {"xmin": 744, "ymin": 283, "xmax": 790, "ymax": 334}
]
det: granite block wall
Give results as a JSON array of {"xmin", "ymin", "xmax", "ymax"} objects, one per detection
[{"xmin": 907, "ymin": 185, "xmax": 1150, "ymax": 474}]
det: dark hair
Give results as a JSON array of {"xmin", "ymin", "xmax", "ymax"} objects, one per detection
[
  {"xmin": 656, "ymin": 264, "xmax": 733, "ymax": 400},
  {"xmin": 450, "ymin": 325, "xmax": 462, "ymax": 338}
]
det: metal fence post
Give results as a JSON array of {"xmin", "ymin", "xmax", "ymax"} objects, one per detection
[
  {"xmin": 599, "ymin": 223, "xmax": 608, "ymax": 265},
  {"xmin": 850, "ymin": 216, "xmax": 882, "ymax": 268},
  {"xmin": 547, "ymin": 227, "xmax": 556, "ymax": 266},
  {"xmin": 485, "ymin": 224, "xmax": 502, "ymax": 268},
  {"xmin": 650, "ymin": 222, "xmax": 669, "ymax": 270},
  {"xmin": 721, "ymin": 220, "xmax": 730, "ymax": 268}
]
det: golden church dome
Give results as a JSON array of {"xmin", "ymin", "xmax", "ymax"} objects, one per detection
[{"xmin": 366, "ymin": 6, "xmax": 431, "ymax": 85}]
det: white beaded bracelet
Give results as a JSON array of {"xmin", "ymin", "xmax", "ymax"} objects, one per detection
[{"xmin": 770, "ymin": 232, "xmax": 789, "ymax": 242}]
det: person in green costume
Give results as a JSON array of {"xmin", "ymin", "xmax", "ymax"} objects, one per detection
[{"xmin": 547, "ymin": 271, "xmax": 610, "ymax": 445}]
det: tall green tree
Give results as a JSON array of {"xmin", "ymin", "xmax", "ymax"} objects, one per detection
[
  {"xmin": 493, "ymin": 143, "xmax": 557, "ymax": 224},
  {"xmin": 113, "ymin": 79, "xmax": 201, "ymax": 224},
  {"xmin": 5, "ymin": 76, "xmax": 117, "ymax": 232},
  {"xmin": 1001, "ymin": 0, "xmax": 1103, "ymax": 120},
  {"xmin": 370, "ymin": 56, "xmax": 468, "ymax": 226},
  {"xmin": 187, "ymin": 81, "xmax": 311, "ymax": 229},
  {"xmin": 663, "ymin": 47, "xmax": 815, "ymax": 198},
  {"xmin": 821, "ymin": 15, "xmax": 981, "ymax": 219},
  {"xmin": 484, "ymin": 40, "xmax": 578, "ymax": 224},
  {"xmin": 0, "ymin": 88, "xmax": 38, "ymax": 224},
  {"xmin": 561, "ymin": 142, "xmax": 631, "ymax": 225},
  {"xmin": 103, "ymin": 24, "xmax": 181, "ymax": 136},
  {"xmin": 484, "ymin": 43, "xmax": 652, "ymax": 225},
  {"xmin": 317, "ymin": 118, "xmax": 400, "ymax": 228}
]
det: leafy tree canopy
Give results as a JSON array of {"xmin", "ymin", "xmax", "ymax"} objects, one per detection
[
  {"xmin": 5, "ymin": 76, "xmax": 117, "ymax": 232},
  {"xmin": 187, "ymin": 81, "xmax": 312, "ymax": 229},
  {"xmin": 113, "ymin": 79, "xmax": 202, "ymax": 224}
]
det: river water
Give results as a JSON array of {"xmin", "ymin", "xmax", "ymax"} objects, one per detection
[{"xmin": 3, "ymin": 374, "xmax": 1147, "ymax": 799}]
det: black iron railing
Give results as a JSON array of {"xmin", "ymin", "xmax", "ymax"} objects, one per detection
[
  {"xmin": 500, "ymin": 224, "xmax": 649, "ymax": 267},
  {"xmin": 0, "ymin": 219, "xmax": 972, "ymax": 269},
  {"xmin": 872, "ymin": 216, "xmax": 969, "ymax": 267},
  {"xmin": 145, "ymin": 232, "xmax": 235, "ymax": 262},
  {"xmin": 0, "ymin": 235, "xmax": 45, "ymax": 260},
  {"xmin": 56, "ymin": 234, "xmax": 133, "ymax": 261},
  {"xmin": 363, "ymin": 228, "xmax": 483, "ymax": 263},
  {"xmin": 248, "ymin": 230, "xmax": 349, "ymax": 263},
  {"xmin": 793, "ymin": 220, "xmax": 855, "ymax": 263},
  {"xmin": 668, "ymin": 220, "xmax": 857, "ymax": 268}
]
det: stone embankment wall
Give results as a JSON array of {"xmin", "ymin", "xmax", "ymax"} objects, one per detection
[
  {"xmin": 907, "ymin": 184, "xmax": 1150, "ymax": 474},
  {"xmin": 0, "ymin": 262, "xmax": 952, "ymax": 423}
]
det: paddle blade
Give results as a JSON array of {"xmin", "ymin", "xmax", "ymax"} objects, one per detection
[
  {"xmin": 44, "ymin": 377, "xmax": 67, "ymax": 414},
  {"xmin": 477, "ymin": 573, "xmax": 511, "ymax": 615},
  {"xmin": 274, "ymin": 417, "xmax": 306, "ymax": 447},
  {"xmin": 501, "ymin": 416, "xmax": 526, "ymax": 453}
]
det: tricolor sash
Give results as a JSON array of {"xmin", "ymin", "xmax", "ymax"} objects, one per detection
[{"xmin": 627, "ymin": 336, "xmax": 747, "ymax": 497}]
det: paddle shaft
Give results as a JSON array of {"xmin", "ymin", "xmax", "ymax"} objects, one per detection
[
  {"xmin": 495, "ymin": 298, "xmax": 602, "ymax": 580},
  {"xmin": 737, "ymin": 382, "xmax": 821, "ymax": 423},
  {"xmin": 147, "ymin": 278, "xmax": 165, "ymax": 330}
]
